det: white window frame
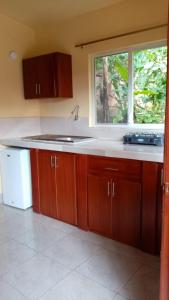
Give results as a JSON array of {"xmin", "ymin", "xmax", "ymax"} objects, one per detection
[{"xmin": 90, "ymin": 40, "xmax": 167, "ymax": 129}]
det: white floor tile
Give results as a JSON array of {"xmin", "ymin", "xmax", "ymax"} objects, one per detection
[
  {"xmin": 71, "ymin": 229, "xmax": 160, "ymax": 270},
  {"xmin": 43, "ymin": 234, "xmax": 101, "ymax": 269},
  {"xmin": 0, "ymin": 204, "xmax": 160, "ymax": 300},
  {"xmin": 71, "ymin": 228, "xmax": 109, "ymax": 245},
  {"xmin": 113, "ymin": 294, "xmax": 129, "ymax": 300},
  {"xmin": 14, "ymin": 225, "xmax": 67, "ymax": 252},
  {"xmin": 3, "ymin": 254, "xmax": 70, "ymax": 299},
  {"xmin": 0, "ymin": 281, "xmax": 28, "ymax": 300},
  {"xmin": 0, "ymin": 240, "xmax": 36, "ymax": 276},
  {"xmin": 76, "ymin": 248, "xmax": 141, "ymax": 292},
  {"xmin": 41, "ymin": 271, "xmax": 115, "ymax": 300}
]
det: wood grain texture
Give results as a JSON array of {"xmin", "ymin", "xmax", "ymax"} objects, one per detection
[
  {"xmin": 141, "ymin": 162, "xmax": 160, "ymax": 254},
  {"xmin": 55, "ymin": 53, "xmax": 73, "ymax": 98},
  {"xmin": 88, "ymin": 156, "xmax": 141, "ymax": 177},
  {"xmin": 56, "ymin": 152, "xmax": 77, "ymax": 225},
  {"xmin": 22, "ymin": 57, "xmax": 39, "ymax": 99},
  {"xmin": 22, "ymin": 52, "xmax": 73, "ymax": 99},
  {"xmin": 160, "ymin": 196, "xmax": 169, "ymax": 300},
  {"xmin": 38, "ymin": 150, "xmax": 57, "ymax": 219},
  {"xmin": 112, "ymin": 177, "xmax": 141, "ymax": 247},
  {"xmin": 157, "ymin": 165, "xmax": 163, "ymax": 254},
  {"xmin": 88, "ymin": 174, "xmax": 112, "ymax": 237},
  {"xmin": 30, "ymin": 149, "xmax": 40, "ymax": 213},
  {"xmin": 37, "ymin": 54, "xmax": 55, "ymax": 98},
  {"xmin": 76, "ymin": 155, "xmax": 88, "ymax": 230},
  {"xmin": 160, "ymin": 8, "xmax": 169, "ymax": 299}
]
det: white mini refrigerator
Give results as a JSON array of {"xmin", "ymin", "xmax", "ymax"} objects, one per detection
[{"xmin": 0, "ymin": 148, "xmax": 32, "ymax": 209}]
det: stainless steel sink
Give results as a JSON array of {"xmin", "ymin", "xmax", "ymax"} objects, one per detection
[{"xmin": 23, "ymin": 134, "xmax": 95, "ymax": 143}]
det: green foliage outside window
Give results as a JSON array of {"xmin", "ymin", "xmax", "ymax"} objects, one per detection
[{"xmin": 94, "ymin": 45, "xmax": 167, "ymax": 124}]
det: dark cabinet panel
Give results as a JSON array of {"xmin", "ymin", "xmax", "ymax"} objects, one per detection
[
  {"xmin": 23, "ymin": 52, "xmax": 73, "ymax": 99},
  {"xmin": 30, "ymin": 151, "xmax": 162, "ymax": 255},
  {"xmin": 30, "ymin": 149, "xmax": 40, "ymax": 213},
  {"xmin": 112, "ymin": 178, "xmax": 141, "ymax": 247},
  {"xmin": 54, "ymin": 53, "xmax": 73, "ymax": 98},
  {"xmin": 38, "ymin": 151, "xmax": 57, "ymax": 219},
  {"xmin": 88, "ymin": 173, "xmax": 141, "ymax": 247},
  {"xmin": 23, "ymin": 57, "xmax": 39, "ymax": 99},
  {"xmin": 76, "ymin": 154, "xmax": 88, "ymax": 230},
  {"xmin": 88, "ymin": 174, "xmax": 112, "ymax": 237},
  {"xmin": 30, "ymin": 149, "xmax": 77, "ymax": 225},
  {"xmin": 37, "ymin": 55, "xmax": 55, "ymax": 98},
  {"xmin": 56, "ymin": 153, "xmax": 77, "ymax": 225},
  {"xmin": 142, "ymin": 161, "xmax": 163, "ymax": 254}
]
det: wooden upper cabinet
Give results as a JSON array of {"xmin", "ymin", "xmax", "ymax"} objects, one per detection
[{"xmin": 22, "ymin": 52, "xmax": 73, "ymax": 99}]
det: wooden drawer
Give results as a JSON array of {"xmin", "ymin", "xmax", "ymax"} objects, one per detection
[{"xmin": 88, "ymin": 156, "xmax": 141, "ymax": 177}]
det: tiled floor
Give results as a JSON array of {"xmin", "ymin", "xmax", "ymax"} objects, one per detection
[{"xmin": 0, "ymin": 204, "xmax": 160, "ymax": 300}]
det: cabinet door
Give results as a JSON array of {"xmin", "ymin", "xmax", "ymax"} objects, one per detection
[
  {"xmin": 22, "ymin": 57, "xmax": 39, "ymax": 99},
  {"xmin": 37, "ymin": 54, "xmax": 55, "ymax": 98},
  {"xmin": 23, "ymin": 52, "xmax": 73, "ymax": 99},
  {"xmin": 56, "ymin": 153, "xmax": 77, "ymax": 225},
  {"xmin": 54, "ymin": 53, "xmax": 73, "ymax": 98},
  {"xmin": 38, "ymin": 151, "xmax": 57, "ymax": 218},
  {"xmin": 112, "ymin": 178, "xmax": 141, "ymax": 247},
  {"xmin": 88, "ymin": 174, "xmax": 112, "ymax": 237}
]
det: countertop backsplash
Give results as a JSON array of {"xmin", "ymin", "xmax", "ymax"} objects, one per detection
[{"xmin": 40, "ymin": 116, "xmax": 164, "ymax": 141}]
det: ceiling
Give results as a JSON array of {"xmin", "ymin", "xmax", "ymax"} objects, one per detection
[{"xmin": 0, "ymin": 0, "xmax": 125, "ymax": 29}]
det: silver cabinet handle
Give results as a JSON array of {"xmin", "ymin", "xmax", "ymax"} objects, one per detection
[
  {"xmin": 105, "ymin": 167, "xmax": 118, "ymax": 172},
  {"xmin": 35, "ymin": 83, "xmax": 38, "ymax": 95},
  {"xmin": 107, "ymin": 181, "xmax": 111, "ymax": 197},
  {"xmin": 54, "ymin": 156, "xmax": 59, "ymax": 168},
  {"xmin": 50, "ymin": 156, "xmax": 55, "ymax": 168},
  {"xmin": 38, "ymin": 84, "xmax": 41, "ymax": 95},
  {"xmin": 112, "ymin": 182, "xmax": 115, "ymax": 198}
]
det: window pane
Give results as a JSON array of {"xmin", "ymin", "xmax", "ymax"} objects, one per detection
[
  {"xmin": 133, "ymin": 46, "xmax": 167, "ymax": 124},
  {"xmin": 95, "ymin": 53, "xmax": 128, "ymax": 124}
]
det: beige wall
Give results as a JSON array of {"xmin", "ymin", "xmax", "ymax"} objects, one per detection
[
  {"xmin": 0, "ymin": 13, "xmax": 40, "ymax": 117},
  {"xmin": 34, "ymin": 0, "xmax": 168, "ymax": 118},
  {"xmin": 0, "ymin": 0, "xmax": 167, "ymax": 119}
]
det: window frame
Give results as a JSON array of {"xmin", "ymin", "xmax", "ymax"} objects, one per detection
[{"xmin": 90, "ymin": 40, "xmax": 167, "ymax": 129}]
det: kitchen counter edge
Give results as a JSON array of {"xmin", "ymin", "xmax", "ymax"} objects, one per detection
[{"xmin": 0, "ymin": 138, "xmax": 163, "ymax": 163}]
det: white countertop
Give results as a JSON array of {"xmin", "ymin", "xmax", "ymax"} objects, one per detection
[{"xmin": 0, "ymin": 138, "xmax": 163, "ymax": 163}]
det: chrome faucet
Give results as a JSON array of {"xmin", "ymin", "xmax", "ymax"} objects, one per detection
[{"xmin": 71, "ymin": 104, "xmax": 80, "ymax": 121}]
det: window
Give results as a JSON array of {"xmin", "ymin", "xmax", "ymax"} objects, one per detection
[{"xmin": 93, "ymin": 43, "xmax": 167, "ymax": 125}]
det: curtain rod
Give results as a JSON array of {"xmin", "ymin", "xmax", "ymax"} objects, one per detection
[{"xmin": 75, "ymin": 23, "xmax": 167, "ymax": 48}]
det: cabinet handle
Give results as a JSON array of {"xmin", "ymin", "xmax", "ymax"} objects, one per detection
[
  {"xmin": 112, "ymin": 182, "xmax": 115, "ymax": 198},
  {"xmin": 38, "ymin": 84, "xmax": 41, "ymax": 95},
  {"xmin": 54, "ymin": 156, "xmax": 59, "ymax": 168},
  {"xmin": 35, "ymin": 83, "xmax": 38, "ymax": 95},
  {"xmin": 54, "ymin": 79, "xmax": 56, "ymax": 96},
  {"xmin": 107, "ymin": 181, "xmax": 111, "ymax": 197},
  {"xmin": 161, "ymin": 168, "xmax": 164, "ymax": 186},
  {"xmin": 105, "ymin": 167, "xmax": 119, "ymax": 172},
  {"xmin": 50, "ymin": 156, "xmax": 55, "ymax": 168}
]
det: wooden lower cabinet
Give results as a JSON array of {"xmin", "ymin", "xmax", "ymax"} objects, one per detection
[
  {"xmin": 88, "ymin": 173, "xmax": 141, "ymax": 247},
  {"xmin": 31, "ymin": 150, "xmax": 162, "ymax": 254},
  {"xmin": 88, "ymin": 174, "xmax": 112, "ymax": 237},
  {"xmin": 112, "ymin": 178, "xmax": 141, "ymax": 247},
  {"xmin": 31, "ymin": 149, "xmax": 77, "ymax": 225},
  {"xmin": 38, "ymin": 150, "xmax": 57, "ymax": 219},
  {"xmin": 56, "ymin": 152, "xmax": 77, "ymax": 224}
]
